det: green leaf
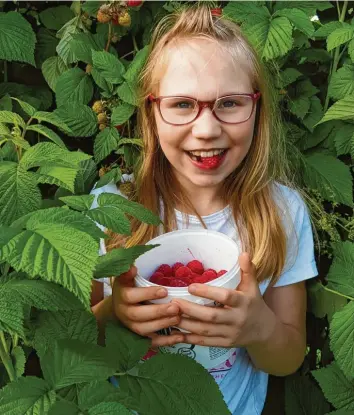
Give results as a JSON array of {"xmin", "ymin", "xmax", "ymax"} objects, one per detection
[
  {"xmin": 10, "ymin": 97, "xmax": 36, "ymax": 117},
  {"xmin": 329, "ymin": 65, "xmax": 354, "ymax": 101},
  {"xmin": 89, "ymin": 402, "xmax": 132, "ymax": 415},
  {"xmin": 82, "ymin": 1, "xmax": 101, "ymax": 16},
  {"xmin": 86, "ymin": 206, "xmax": 131, "ymax": 235},
  {"xmin": 78, "ymin": 381, "xmax": 123, "ymax": 411},
  {"xmin": 349, "ymin": 39, "xmax": 354, "ymax": 63},
  {"xmin": 332, "ymin": 123, "xmax": 354, "ymax": 156},
  {"xmin": 94, "ymin": 167, "xmax": 122, "ymax": 189},
  {"xmin": 91, "ymin": 67, "xmax": 114, "ymax": 96},
  {"xmin": 32, "ymin": 111, "xmax": 72, "ymax": 134},
  {"xmin": 74, "ymin": 158, "xmax": 97, "ymax": 195},
  {"xmin": 42, "ymin": 56, "xmax": 68, "ymax": 92},
  {"xmin": 41, "ymin": 339, "xmax": 116, "ymax": 390},
  {"xmin": 308, "ymin": 281, "xmax": 347, "ymax": 321},
  {"xmin": 94, "ymin": 245, "xmax": 157, "ymax": 279},
  {"xmin": 56, "ymin": 16, "xmax": 88, "ymax": 65},
  {"xmin": 54, "ymin": 104, "xmax": 98, "ymax": 138},
  {"xmin": 288, "ymin": 96, "xmax": 310, "ymax": 120},
  {"xmin": 117, "ymin": 82, "xmax": 138, "ymax": 106},
  {"xmin": 92, "ymin": 50, "xmax": 125, "ymax": 84},
  {"xmin": 0, "ymin": 292, "xmax": 25, "ymax": 336},
  {"xmin": 111, "ymin": 103, "xmax": 135, "ymax": 126},
  {"xmin": 60, "ymin": 195, "xmax": 95, "ymax": 211},
  {"xmin": 40, "ymin": 5, "xmax": 75, "ymax": 30},
  {"xmin": 120, "ymin": 354, "xmax": 230, "ymax": 415},
  {"xmin": 327, "ymin": 242, "xmax": 354, "ymax": 299},
  {"xmin": 26, "ymin": 124, "xmax": 66, "ymax": 149},
  {"xmin": 94, "ymin": 127, "xmax": 120, "ymax": 163},
  {"xmin": 330, "ymin": 301, "xmax": 354, "ymax": 380},
  {"xmin": 34, "ymin": 310, "xmax": 97, "ymax": 356},
  {"xmin": 299, "ymin": 48, "xmax": 332, "ymax": 63},
  {"xmin": 314, "ymin": 21, "xmax": 344, "ymax": 38},
  {"xmin": 327, "ymin": 26, "xmax": 354, "ymax": 52},
  {"xmin": 275, "ymin": 1, "xmax": 333, "ymax": 16},
  {"xmin": 48, "ymin": 400, "xmax": 80, "ymax": 415},
  {"xmin": 274, "ymin": 8, "xmax": 314, "ymax": 37},
  {"xmin": 0, "ymin": 11, "xmax": 36, "ymax": 66},
  {"xmin": 319, "ymin": 96, "xmax": 354, "ymax": 124},
  {"xmin": 280, "ymin": 68, "xmax": 302, "ymax": 88},
  {"xmin": 0, "ymin": 163, "xmax": 41, "ymax": 225},
  {"xmin": 0, "ymin": 111, "xmax": 25, "ymax": 128},
  {"xmin": 302, "ymin": 153, "xmax": 353, "ymax": 206},
  {"xmin": 0, "ymin": 94, "xmax": 12, "ymax": 111},
  {"xmin": 11, "ymin": 346, "xmax": 26, "ymax": 378},
  {"xmin": 124, "ymin": 45, "xmax": 149, "ymax": 84},
  {"xmin": 0, "ymin": 377, "xmax": 56, "ymax": 414},
  {"xmin": 285, "ymin": 373, "xmax": 331, "ymax": 415},
  {"xmin": 69, "ymin": 32, "xmax": 104, "ymax": 65},
  {"xmin": 98, "ymin": 193, "xmax": 162, "ymax": 226},
  {"xmin": 36, "ymin": 27, "xmax": 59, "ymax": 68},
  {"xmin": 223, "ymin": 1, "xmax": 270, "ymax": 23},
  {"xmin": 117, "ymin": 138, "xmax": 143, "ymax": 148},
  {"xmin": 302, "ymin": 96, "xmax": 324, "ymax": 132},
  {"xmin": 312, "ymin": 363, "xmax": 354, "ymax": 410},
  {"xmin": 56, "ymin": 68, "xmax": 94, "ymax": 107}
]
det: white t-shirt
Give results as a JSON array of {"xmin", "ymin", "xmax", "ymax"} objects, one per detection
[{"xmin": 90, "ymin": 177, "xmax": 318, "ymax": 415}]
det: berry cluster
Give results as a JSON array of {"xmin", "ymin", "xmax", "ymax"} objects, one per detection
[{"xmin": 148, "ymin": 260, "xmax": 227, "ymax": 287}]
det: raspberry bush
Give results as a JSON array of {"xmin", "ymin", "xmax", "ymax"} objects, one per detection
[{"xmin": 0, "ymin": 1, "xmax": 354, "ymax": 414}]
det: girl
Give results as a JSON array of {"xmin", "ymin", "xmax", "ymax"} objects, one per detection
[{"xmin": 91, "ymin": 5, "xmax": 318, "ymax": 415}]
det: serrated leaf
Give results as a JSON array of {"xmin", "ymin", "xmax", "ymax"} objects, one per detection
[
  {"xmin": 299, "ymin": 48, "xmax": 332, "ymax": 63},
  {"xmin": 0, "ymin": 376, "xmax": 56, "ymax": 414},
  {"xmin": 302, "ymin": 153, "xmax": 353, "ymax": 206},
  {"xmin": 275, "ymin": 1, "xmax": 333, "ymax": 16},
  {"xmin": 117, "ymin": 82, "xmax": 138, "ymax": 106},
  {"xmin": 42, "ymin": 56, "xmax": 68, "ymax": 92},
  {"xmin": 94, "ymin": 127, "xmax": 120, "ymax": 163},
  {"xmin": 94, "ymin": 167, "xmax": 122, "ymax": 189},
  {"xmin": 26, "ymin": 124, "xmax": 66, "ymax": 149},
  {"xmin": 78, "ymin": 381, "xmax": 123, "ymax": 411},
  {"xmin": 98, "ymin": 193, "xmax": 161, "ymax": 226},
  {"xmin": 60, "ymin": 195, "xmax": 95, "ymax": 211},
  {"xmin": 332, "ymin": 123, "xmax": 354, "ymax": 156},
  {"xmin": 36, "ymin": 27, "xmax": 59, "ymax": 68},
  {"xmin": 34, "ymin": 310, "xmax": 97, "ymax": 356},
  {"xmin": 48, "ymin": 400, "xmax": 80, "ymax": 415},
  {"xmin": 124, "ymin": 45, "xmax": 149, "ymax": 84},
  {"xmin": 312, "ymin": 363, "xmax": 354, "ymax": 410},
  {"xmin": 32, "ymin": 111, "xmax": 72, "ymax": 133},
  {"xmin": 10, "ymin": 97, "xmax": 36, "ymax": 117},
  {"xmin": 11, "ymin": 346, "xmax": 26, "ymax": 378},
  {"xmin": 69, "ymin": 32, "xmax": 103, "ymax": 65},
  {"xmin": 111, "ymin": 103, "xmax": 135, "ymax": 126},
  {"xmin": 223, "ymin": 1, "xmax": 270, "ymax": 23},
  {"xmin": 91, "ymin": 67, "xmax": 114, "ymax": 96},
  {"xmin": 74, "ymin": 158, "xmax": 97, "ymax": 195},
  {"xmin": 54, "ymin": 103, "xmax": 98, "ymax": 138},
  {"xmin": 288, "ymin": 96, "xmax": 311, "ymax": 119},
  {"xmin": 92, "ymin": 50, "xmax": 125, "ymax": 84},
  {"xmin": 41, "ymin": 339, "xmax": 116, "ymax": 390},
  {"xmin": 302, "ymin": 96, "xmax": 323, "ymax": 132},
  {"xmin": 56, "ymin": 17, "xmax": 87, "ymax": 66},
  {"xmin": 330, "ymin": 301, "xmax": 354, "ymax": 380},
  {"xmin": 89, "ymin": 401, "xmax": 132, "ymax": 415},
  {"xmin": 327, "ymin": 26, "xmax": 354, "ymax": 52},
  {"xmin": 56, "ymin": 68, "xmax": 93, "ymax": 107},
  {"xmin": 0, "ymin": 163, "xmax": 41, "ymax": 225},
  {"xmin": 81, "ymin": 1, "xmax": 101, "ymax": 16},
  {"xmin": 308, "ymin": 281, "xmax": 347, "ymax": 320},
  {"xmin": 280, "ymin": 68, "xmax": 302, "ymax": 88},
  {"xmin": 329, "ymin": 65, "xmax": 354, "ymax": 101},
  {"xmin": 117, "ymin": 138, "xmax": 143, "ymax": 147},
  {"xmin": 349, "ymin": 39, "xmax": 354, "ymax": 63},
  {"xmin": 94, "ymin": 245, "xmax": 157, "ymax": 279},
  {"xmin": 3, "ymin": 136, "xmax": 30, "ymax": 151},
  {"xmin": 40, "ymin": 5, "xmax": 75, "ymax": 30},
  {"xmin": 327, "ymin": 242, "xmax": 354, "ymax": 299},
  {"xmin": 314, "ymin": 21, "xmax": 345, "ymax": 38},
  {"xmin": 263, "ymin": 17, "xmax": 293, "ymax": 61},
  {"xmin": 86, "ymin": 206, "xmax": 131, "ymax": 235},
  {"xmin": 120, "ymin": 354, "xmax": 230, "ymax": 415},
  {"xmin": 318, "ymin": 95, "xmax": 354, "ymax": 124},
  {"xmin": 37, "ymin": 165, "xmax": 79, "ymax": 192},
  {"xmin": 0, "ymin": 111, "xmax": 26, "ymax": 128},
  {"xmin": 285, "ymin": 373, "xmax": 330, "ymax": 415},
  {"xmin": 0, "ymin": 294, "xmax": 25, "ymax": 336},
  {"xmin": 0, "ymin": 11, "xmax": 36, "ymax": 66},
  {"xmin": 0, "ymin": 94, "xmax": 12, "ymax": 111},
  {"xmin": 275, "ymin": 8, "xmax": 314, "ymax": 37}
]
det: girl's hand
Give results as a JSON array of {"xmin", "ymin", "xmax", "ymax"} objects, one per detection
[
  {"xmin": 112, "ymin": 266, "xmax": 184, "ymax": 346},
  {"xmin": 171, "ymin": 253, "xmax": 274, "ymax": 348}
]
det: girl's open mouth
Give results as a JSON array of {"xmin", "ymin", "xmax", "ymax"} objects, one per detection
[{"xmin": 186, "ymin": 149, "xmax": 228, "ymax": 170}]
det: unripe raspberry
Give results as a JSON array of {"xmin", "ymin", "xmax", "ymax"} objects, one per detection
[
  {"xmin": 99, "ymin": 123, "xmax": 107, "ymax": 131},
  {"xmin": 97, "ymin": 9, "xmax": 111, "ymax": 23},
  {"xmin": 92, "ymin": 101, "xmax": 104, "ymax": 114},
  {"xmin": 85, "ymin": 64, "xmax": 92, "ymax": 74},
  {"xmin": 119, "ymin": 182, "xmax": 134, "ymax": 196},
  {"xmin": 97, "ymin": 113, "xmax": 108, "ymax": 124},
  {"xmin": 118, "ymin": 11, "xmax": 131, "ymax": 27},
  {"xmin": 99, "ymin": 167, "xmax": 109, "ymax": 177},
  {"xmin": 111, "ymin": 34, "xmax": 120, "ymax": 43}
]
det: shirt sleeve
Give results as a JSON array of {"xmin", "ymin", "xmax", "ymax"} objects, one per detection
[{"xmin": 272, "ymin": 185, "xmax": 318, "ymax": 287}]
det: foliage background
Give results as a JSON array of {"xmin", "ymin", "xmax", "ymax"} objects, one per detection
[{"xmin": 0, "ymin": 1, "xmax": 354, "ymax": 414}]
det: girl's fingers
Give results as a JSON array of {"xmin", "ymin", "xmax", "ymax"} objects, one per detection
[
  {"xmin": 149, "ymin": 333, "xmax": 185, "ymax": 348},
  {"xmin": 171, "ymin": 299, "xmax": 231, "ymax": 323},
  {"xmin": 130, "ymin": 315, "xmax": 181, "ymax": 337},
  {"xmin": 180, "ymin": 334, "xmax": 232, "ymax": 348},
  {"xmin": 188, "ymin": 284, "xmax": 241, "ymax": 307},
  {"xmin": 125, "ymin": 303, "xmax": 180, "ymax": 322},
  {"xmin": 118, "ymin": 285, "xmax": 168, "ymax": 304},
  {"xmin": 177, "ymin": 318, "xmax": 230, "ymax": 338}
]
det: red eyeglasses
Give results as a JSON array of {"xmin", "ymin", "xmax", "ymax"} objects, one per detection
[{"xmin": 148, "ymin": 92, "xmax": 261, "ymax": 126}]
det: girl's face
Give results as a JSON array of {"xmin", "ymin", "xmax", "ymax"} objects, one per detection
[{"xmin": 153, "ymin": 39, "xmax": 257, "ymax": 192}]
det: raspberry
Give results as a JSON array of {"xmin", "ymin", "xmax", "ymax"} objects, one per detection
[
  {"xmin": 156, "ymin": 264, "xmax": 172, "ymax": 277},
  {"xmin": 118, "ymin": 11, "xmax": 131, "ymax": 27},
  {"xmin": 127, "ymin": 0, "xmax": 143, "ymax": 6},
  {"xmin": 205, "ymin": 269, "xmax": 217, "ymax": 277},
  {"xmin": 190, "ymin": 272, "xmax": 201, "ymax": 282},
  {"xmin": 98, "ymin": 123, "xmax": 107, "ymax": 131},
  {"xmin": 97, "ymin": 113, "xmax": 108, "ymax": 124},
  {"xmin": 92, "ymin": 101, "xmax": 104, "ymax": 114},
  {"xmin": 202, "ymin": 270, "xmax": 217, "ymax": 282},
  {"xmin": 175, "ymin": 266, "xmax": 191, "ymax": 279},
  {"xmin": 187, "ymin": 260, "xmax": 204, "ymax": 275},
  {"xmin": 177, "ymin": 276, "xmax": 192, "ymax": 286},
  {"xmin": 119, "ymin": 182, "xmax": 134, "ymax": 197},
  {"xmin": 172, "ymin": 262, "xmax": 184, "ymax": 275},
  {"xmin": 217, "ymin": 270, "xmax": 227, "ymax": 277},
  {"xmin": 193, "ymin": 275, "xmax": 211, "ymax": 284},
  {"xmin": 170, "ymin": 279, "xmax": 188, "ymax": 287},
  {"xmin": 149, "ymin": 272, "xmax": 164, "ymax": 284},
  {"xmin": 159, "ymin": 277, "xmax": 173, "ymax": 286},
  {"xmin": 85, "ymin": 64, "xmax": 92, "ymax": 74},
  {"xmin": 97, "ymin": 9, "xmax": 111, "ymax": 23}
]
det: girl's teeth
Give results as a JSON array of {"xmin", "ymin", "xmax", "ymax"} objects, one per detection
[{"xmin": 189, "ymin": 149, "xmax": 224, "ymax": 158}]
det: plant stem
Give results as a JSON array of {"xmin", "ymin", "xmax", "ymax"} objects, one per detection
[
  {"xmin": 323, "ymin": 285, "xmax": 354, "ymax": 301},
  {"xmin": 3, "ymin": 61, "xmax": 8, "ymax": 82},
  {"xmin": 132, "ymin": 35, "xmax": 139, "ymax": 53},
  {"xmin": 324, "ymin": 0, "xmax": 348, "ymax": 112},
  {"xmin": 105, "ymin": 22, "xmax": 112, "ymax": 51},
  {"xmin": 0, "ymin": 332, "xmax": 16, "ymax": 381}
]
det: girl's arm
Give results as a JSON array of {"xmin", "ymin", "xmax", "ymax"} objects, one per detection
[{"xmin": 246, "ymin": 281, "xmax": 307, "ymax": 376}]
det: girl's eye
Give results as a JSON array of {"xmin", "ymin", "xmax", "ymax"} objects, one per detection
[
  {"xmin": 220, "ymin": 100, "xmax": 238, "ymax": 108},
  {"xmin": 175, "ymin": 101, "xmax": 193, "ymax": 109}
]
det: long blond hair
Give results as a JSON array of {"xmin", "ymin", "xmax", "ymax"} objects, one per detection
[{"xmin": 109, "ymin": 4, "xmax": 299, "ymax": 285}]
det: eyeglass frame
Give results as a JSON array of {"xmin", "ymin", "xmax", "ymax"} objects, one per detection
[{"xmin": 147, "ymin": 92, "xmax": 261, "ymax": 126}]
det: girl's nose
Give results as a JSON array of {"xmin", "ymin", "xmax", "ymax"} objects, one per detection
[{"xmin": 191, "ymin": 107, "xmax": 222, "ymax": 139}]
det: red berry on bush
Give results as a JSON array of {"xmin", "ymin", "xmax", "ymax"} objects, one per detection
[
  {"xmin": 127, "ymin": 0, "xmax": 143, "ymax": 6},
  {"xmin": 187, "ymin": 260, "xmax": 204, "ymax": 275},
  {"xmin": 156, "ymin": 264, "xmax": 172, "ymax": 277},
  {"xmin": 175, "ymin": 266, "xmax": 191, "ymax": 279}
]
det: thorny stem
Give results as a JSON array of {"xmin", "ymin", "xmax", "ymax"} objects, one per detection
[
  {"xmin": 0, "ymin": 332, "xmax": 16, "ymax": 381},
  {"xmin": 323, "ymin": 285, "xmax": 354, "ymax": 301}
]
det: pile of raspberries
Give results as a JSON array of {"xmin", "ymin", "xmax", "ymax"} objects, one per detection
[{"xmin": 148, "ymin": 260, "xmax": 227, "ymax": 287}]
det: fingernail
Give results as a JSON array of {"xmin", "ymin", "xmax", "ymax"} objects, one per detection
[
  {"xmin": 176, "ymin": 337, "xmax": 183, "ymax": 343},
  {"xmin": 189, "ymin": 284, "xmax": 197, "ymax": 293},
  {"xmin": 167, "ymin": 305, "xmax": 178, "ymax": 314},
  {"xmin": 157, "ymin": 288, "xmax": 167, "ymax": 297}
]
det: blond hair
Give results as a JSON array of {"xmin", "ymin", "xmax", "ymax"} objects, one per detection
[{"xmin": 108, "ymin": 4, "xmax": 301, "ymax": 285}]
